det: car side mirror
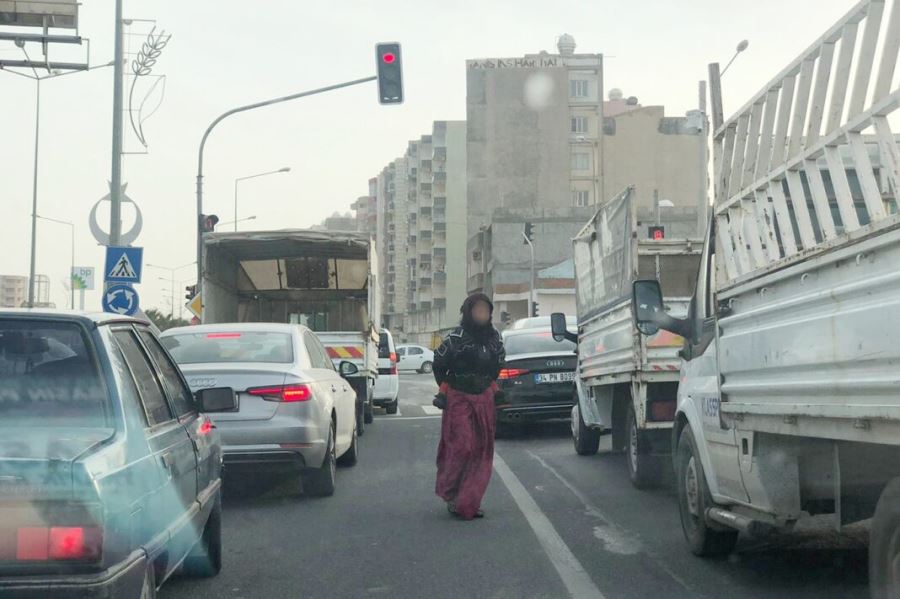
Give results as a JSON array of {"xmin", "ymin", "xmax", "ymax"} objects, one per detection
[
  {"xmin": 633, "ymin": 280, "xmax": 665, "ymax": 336},
  {"xmin": 196, "ymin": 387, "xmax": 237, "ymax": 412},
  {"xmin": 339, "ymin": 361, "xmax": 359, "ymax": 378}
]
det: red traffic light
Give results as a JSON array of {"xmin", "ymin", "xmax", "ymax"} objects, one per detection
[
  {"xmin": 382, "ymin": 52, "xmax": 396, "ymax": 64},
  {"xmin": 649, "ymin": 225, "xmax": 665, "ymax": 240}
]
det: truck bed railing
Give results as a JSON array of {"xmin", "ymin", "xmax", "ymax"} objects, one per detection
[{"xmin": 712, "ymin": 0, "xmax": 900, "ymax": 286}]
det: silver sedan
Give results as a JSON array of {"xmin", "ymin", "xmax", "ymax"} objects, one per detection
[{"xmin": 161, "ymin": 322, "xmax": 358, "ymax": 496}]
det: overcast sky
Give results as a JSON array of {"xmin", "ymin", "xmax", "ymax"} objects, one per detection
[{"xmin": 0, "ymin": 0, "xmax": 852, "ymax": 313}]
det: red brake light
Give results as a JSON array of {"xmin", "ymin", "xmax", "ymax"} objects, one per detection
[
  {"xmin": 16, "ymin": 527, "xmax": 102, "ymax": 561},
  {"xmin": 248, "ymin": 384, "xmax": 312, "ymax": 402},
  {"xmin": 390, "ymin": 352, "xmax": 397, "ymax": 363},
  {"xmin": 498, "ymin": 368, "xmax": 530, "ymax": 380}
]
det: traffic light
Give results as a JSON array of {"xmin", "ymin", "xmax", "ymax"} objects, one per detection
[
  {"xmin": 199, "ymin": 214, "xmax": 219, "ymax": 233},
  {"xmin": 500, "ymin": 311, "xmax": 511, "ymax": 325},
  {"xmin": 649, "ymin": 225, "xmax": 665, "ymax": 240},
  {"xmin": 185, "ymin": 284, "xmax": 197, "ymax": 301},
  {"xmin": 523, "ymin": 222, "xmax": 534, "ymax": 244},
  {"xmin": 531, "ymin": 301, "xmax": 539, "ymax": 317},
  {"xmin": 376, "ymin": 42, "xmax": 403, "ymax": 105}
]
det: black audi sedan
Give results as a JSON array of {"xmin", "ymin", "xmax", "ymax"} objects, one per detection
[{"xmin": 496, "ymin": 326, "xmax": 577, "ymax": 433}]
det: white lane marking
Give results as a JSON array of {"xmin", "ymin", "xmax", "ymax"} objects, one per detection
[
  {"xmin": 374, "ymin": 415, "xmax": 441, "ymax": 421},
  {"xmin": 421, "ymin": 405, "xmax": 443, "ymax": 416},
  {"xmin": 525, "ymin": 450, "xmax": 695, "ymax": 594},
  {"xmin": 493, "ymin": 452, "xmax": 605, "ymax": 599}
]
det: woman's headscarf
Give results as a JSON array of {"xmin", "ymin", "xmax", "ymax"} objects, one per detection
[{"xmin": 460, "ymin": 293, "xmax": 494, "ymax": 340}]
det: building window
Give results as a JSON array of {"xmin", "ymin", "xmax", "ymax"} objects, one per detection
[
  {"xmin": 571, "ymin": 116, "xmax": 589, "ymax": 134},
  {"xmin": 571, "ymin": 152, "xmax": 591, "ymax": 171},
  {"xmin": 573, "ymin": 190, "xmax": 590, "ymax": 207},
  {"xmin": 570, "ymin": 80, "xmax": 589, "ymax": 98}
]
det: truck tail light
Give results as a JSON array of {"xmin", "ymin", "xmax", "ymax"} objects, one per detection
[
  {"xmin": 648, "ymin": 400, "xmax": 676, "ymax": 422},
  {"xmin": 15, "ymin": 526, "xmax": 102, "ymax": 561},
  {"xmin": 390, "ymin": 352, "xmax": 397, "ymax": 363},
  {"xmin": 498, "ymin": 368, "xmax": 530, "ymax": 380},
  {"xmin": 390, "ymin": 365, "xmax": 398, "ymax": 375},
  {"xmin": 248, "ymin": 384, "xmax": 312, "ymax": 402}
]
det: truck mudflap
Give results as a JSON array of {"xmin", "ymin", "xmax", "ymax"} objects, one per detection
[{"xmin": 575, "ymin": 376, "xmax": 606, "ymax": 429}]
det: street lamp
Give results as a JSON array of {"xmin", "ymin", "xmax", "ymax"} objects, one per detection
[
  {"xmin": 720, "ymin": 39, "xmax": 749, "ymax": 77},
  {"xmin": 3, "ymin": 53, "xmax": 115, "ymax": 307},
  {"xmin": 234, "ymin": 168, "xmax": 290, "ymax": 231},
  {"xmin": 218, "ymin": 215, "xmax": 257, "ymax": 229},
  {"xmin": 147, "ymin": 261, "xmax": 196, "ymax": 317},
  {"xmin": 33, "ymin": 214, "xmax": 74, "ymax": 309}
]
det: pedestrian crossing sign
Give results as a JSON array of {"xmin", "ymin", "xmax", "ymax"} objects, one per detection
[{"xmin": 104, "ymin": 246, "xmax": 143, "ymax": 283}]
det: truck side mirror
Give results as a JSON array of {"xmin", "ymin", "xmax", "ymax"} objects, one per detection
[
  {"xmin": 339, "ymin": 361, "xmax": 359, "ymax": 378},
  {"xmin": 632, "ymin": 280, "xmax": 664, "ymax": 336},
  {"xmin": 551, "ymin": 312, "xmax": 568, "ymax": 342}
]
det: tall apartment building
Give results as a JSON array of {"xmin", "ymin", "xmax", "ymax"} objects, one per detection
[
  {"xmin": 352, "ymin": 178, "xmax": 378, "ymax": 237},
  {"xmin": 0, "ymin": 275, "xmax": 28, "ymax": 308},
  {"xmin": 373, "ymin": 121, "xmax": 467, "ymax": 344},
  {"xmin": 466, "ymin": 35, "xmax": 604, "ymax": 237}
]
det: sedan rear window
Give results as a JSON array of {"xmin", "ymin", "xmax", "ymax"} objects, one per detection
[
  {"xmin": 162, "ymin": 331, "xmax": 294, "ymax": 364},
  {"xmin": 504, "ymin": 331, "xmax": 576, "ymax": 355},
  {"xmin": 0, "ymin": 320, "xmax": 109, "ymax": 427}
]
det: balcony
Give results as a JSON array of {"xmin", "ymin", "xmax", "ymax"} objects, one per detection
[
  {"xmin": 407, "ymin": 235, "xmax": 417, "ymax": 244},
  {"xmin": 468, "ymin": 272, "xmax": 485, "ymax": 291},
  {"xmin": 419, "ymin": 206, "xmax": 432, "ymax": 217},
  {"xmin": 433, "ymin": 248, "xmax": 446, "ymax": 260},
  {"xmin": 433, "ymin": 209, "xmax": 446, "ymax": 222},
  {"xmin": 434, "ymin": 271, "xmax": 447, "ymax": 284},
  {"xmin": 432, "ymin": 146, "xmax": 447, "ymax": 162},
  {"xmin": 419, "ymin": 252, "xmax": 432, "ymax": 263},
  {"xmin": 432, "ymin": 170, "xmax": 446, "ymax": 184},
  {"xmin": 433, "ymin": 221, "xmax": 446, "ymax": 233},
  {"xmin": 419, "ymin": 275, "xmax": 431, "ymax": 286},
  {"xmin": 419, "ymin": 300, "xmax": 432, "ymax": 311},
  {"xmin": 433, "ymin": 297, "xmax": 447, "ymax": 309},
  {"xmin": 420, "ymin": 230, "xmax": 432, "ymax": 242}
]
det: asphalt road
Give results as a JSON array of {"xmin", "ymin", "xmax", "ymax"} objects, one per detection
[{"xmin": 161, "ymin": 374, "xmax": 870, "ymax": 599}]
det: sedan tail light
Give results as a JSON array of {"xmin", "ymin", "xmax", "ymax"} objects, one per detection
[
  {"xmin": 498, "ymin": 368, "xmax": 530, "ymax": 380},
  {"xmin": 14, "ymin": 526, "xmax": 102, "ymax": 562},
  {"xmin": 247, "ymin": 384, "xmax": 312, "ymax": 402}
]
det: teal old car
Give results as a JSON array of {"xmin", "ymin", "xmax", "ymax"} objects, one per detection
[{"xmin": 0, "ymin": 310, "xmax": 236, "ymax": 598}]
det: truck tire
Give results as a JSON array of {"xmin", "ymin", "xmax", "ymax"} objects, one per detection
[
  {"xmin": 303, "ymin": 424, "xmax": 336, "ymax": 497},
  {"xmin": 385, "ymin": 398, "xmax": 399, "ymax": 415},
  {"xmin": 572, "ymin": 402, "xmax": 600, "ymax": 456},
  {"xmin": 676, "ymin": 426, "xmax": 738, "ymax": 557},
  {"xmin": 869, "ymin": 477, "xmax": 900, "ymax": 599},
  {"xmin": 627, "ymin": 404, "xmax": 662, "ymax": 489},
  {"xmin": 364, "ymin": 401, "xmax": 374, "ymax": 424}
]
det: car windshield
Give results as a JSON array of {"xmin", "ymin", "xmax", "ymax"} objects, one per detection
[
  {"xmin": 504, "ymin": 331, "xmax": 575, "ymax": 355},
  {"xmin": 0, "ymin": 319, "xmax": 109, "ymax": 427},
  {"xmin": 162, "ymin": 331, "xmax": 293, "ymax": 364}
]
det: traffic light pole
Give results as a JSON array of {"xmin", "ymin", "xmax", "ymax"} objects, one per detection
[
  {"xmin": 523, "ymin": 232, "xmax": 535, "ymax": 317},
  {"xmin": 194, "ymin": 75, "xmax": 378, "ymax": 297}
]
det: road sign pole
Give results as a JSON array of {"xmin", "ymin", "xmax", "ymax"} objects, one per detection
[{"xmin": 108, "ymin": 0, "xmax": 124, "ymax": 248}]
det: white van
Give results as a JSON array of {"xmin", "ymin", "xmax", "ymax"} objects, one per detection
[{"xmin": 372, "ymin": 330, "xmax": 399, "ymax": 414}]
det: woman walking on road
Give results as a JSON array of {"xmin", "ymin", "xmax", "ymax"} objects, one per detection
[{"xmin": 433, "ymin": 293, "xmax": 505, "ymax": 520}]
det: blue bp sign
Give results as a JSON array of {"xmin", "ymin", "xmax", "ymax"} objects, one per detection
[{"xmin": 103, "ymin": 284, "xmax": 140, "ymax": 316}]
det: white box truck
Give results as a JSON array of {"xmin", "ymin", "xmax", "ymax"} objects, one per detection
[
  {"xmin": 201, "ymin": 229, "xmax": 381, "ymax": 434},
  {"xmin": 629, "ymin": 1, "xmax": 900, "ymax": 594},
  {"xmin": 552, "ymin": 186, "xmax": 703, "ymax": 487}
]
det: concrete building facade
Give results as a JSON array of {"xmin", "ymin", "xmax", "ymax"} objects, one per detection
[{"xmin": 0, "ymin": 275, "xmax": 28, "ymax": 308}]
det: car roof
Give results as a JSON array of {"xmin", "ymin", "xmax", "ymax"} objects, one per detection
[
  {"xmin": 0, "ymin": 308, "xmax": 149, "ymax": 328},
  {"xmin": 510, "ymin": 315, "xmax": 576, "ymax": 330},
  {"xmin": 161, "ymin": 322, "xmax": 307, "ymax": 336},
  {"xmin": 503, "ymin": 326, "xmax": 555, "ymax": 337}
]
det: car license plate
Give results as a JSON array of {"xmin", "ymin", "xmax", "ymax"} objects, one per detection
[{"xmin": 534, "ymin": 372, "xmax": 575, "ymax": 384}]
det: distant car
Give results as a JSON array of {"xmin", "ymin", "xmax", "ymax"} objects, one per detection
[
  {"xmin": 396, "ymin": 344, "xmax": 435, "ymax": 374},
  {"xmin": 497, "ymin": 327, "xmax": 577, "ymax": 432},
  {"xmin": 0, "ymin": 310, "xmax": 236, "ymax": 598},
  {"xmin": 510, "ymin": 315, "xmax": 577, "ymax": 330},
  {"xmin": 373, "ymin": 329, "xmax": 399, "ymax": 414},
  {"xmin": 161, "ymin": 323, "xmax": 359, "ymax": 497}
]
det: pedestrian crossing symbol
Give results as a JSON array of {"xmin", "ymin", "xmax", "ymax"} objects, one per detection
[{"xmin": 104, "ymin": 246, "xmax": 143, "ymax": 283}]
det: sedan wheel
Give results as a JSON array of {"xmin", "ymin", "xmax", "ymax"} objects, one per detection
[
  {"xmin": 337, "ymin": 423, "xmax": 359, "ymax": 467},
  {"xmin": 420, "ymin": 361, "xmax": 433, "ymax": 374},
  {"xmin": 302, "ymin": 424, "xmax": 336, "ymax": 497}
]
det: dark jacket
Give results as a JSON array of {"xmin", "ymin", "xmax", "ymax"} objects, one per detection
[{"xmin": 433, "ymin": 293, "xmax": 505, "ymax": 395}]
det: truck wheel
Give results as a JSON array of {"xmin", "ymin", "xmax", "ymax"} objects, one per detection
[
  {"xmin": 627, "ymin": 404, "xmax": 662, "ymax": 489},
  {"xmin": 182, "ymin": 492, "xmax": 223, "ymax": 577},
  {"xmin": 364, "ymin": 401, "xmax": 374, "ymax": 424},
  {"xmin": 356, "ymin": 400, "xmax": 366, "ymax": 436},
  {"xmin": 385, "ymin": 399, "xmax": 399, "ymax": 415},
  {"xmin": 337, "ymin": 425, "xmax": 359, "ymax": 467},
  {"xmin": 869, "ymin": 478, "xmax": 900, "ymax": 599},
  {"xmin": 676, "ymin": 426, "xmax": 738, "ymax": 556},
  {"xmin": 572, "ymin": 403, "xmax": 600, "ymax": 456},
  {"xmin": 303, "ymin": 424, "xmax": 336, "ymax": 497}
]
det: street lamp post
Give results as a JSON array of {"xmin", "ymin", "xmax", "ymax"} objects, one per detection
[
  {"xmin": 218, "ymin": 215, "xmax": 257, "ymax": 229},
  {"xmin": 147, "ymin": 261, "xmax": 196, "ymax": 318},
  {"xmin": 720, "ymin": 39, "xmax": 749, "ymax": 78},
  {"xmin": 34, "ymin": 214, "xmax": 74, "ymax": 309},
  {"xmin": 234, "ymin": 168, "xmax": 290, "ymax": 231}
]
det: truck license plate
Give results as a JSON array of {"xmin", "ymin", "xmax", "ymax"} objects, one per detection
[{"xmin": 534, "ymin": 372, "xmax": 575, "ymax": 384}]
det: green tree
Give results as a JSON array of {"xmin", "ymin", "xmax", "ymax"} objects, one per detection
[{"xmin": 145, "ymin": 308, "xmax": 190, "ymax": 331}]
